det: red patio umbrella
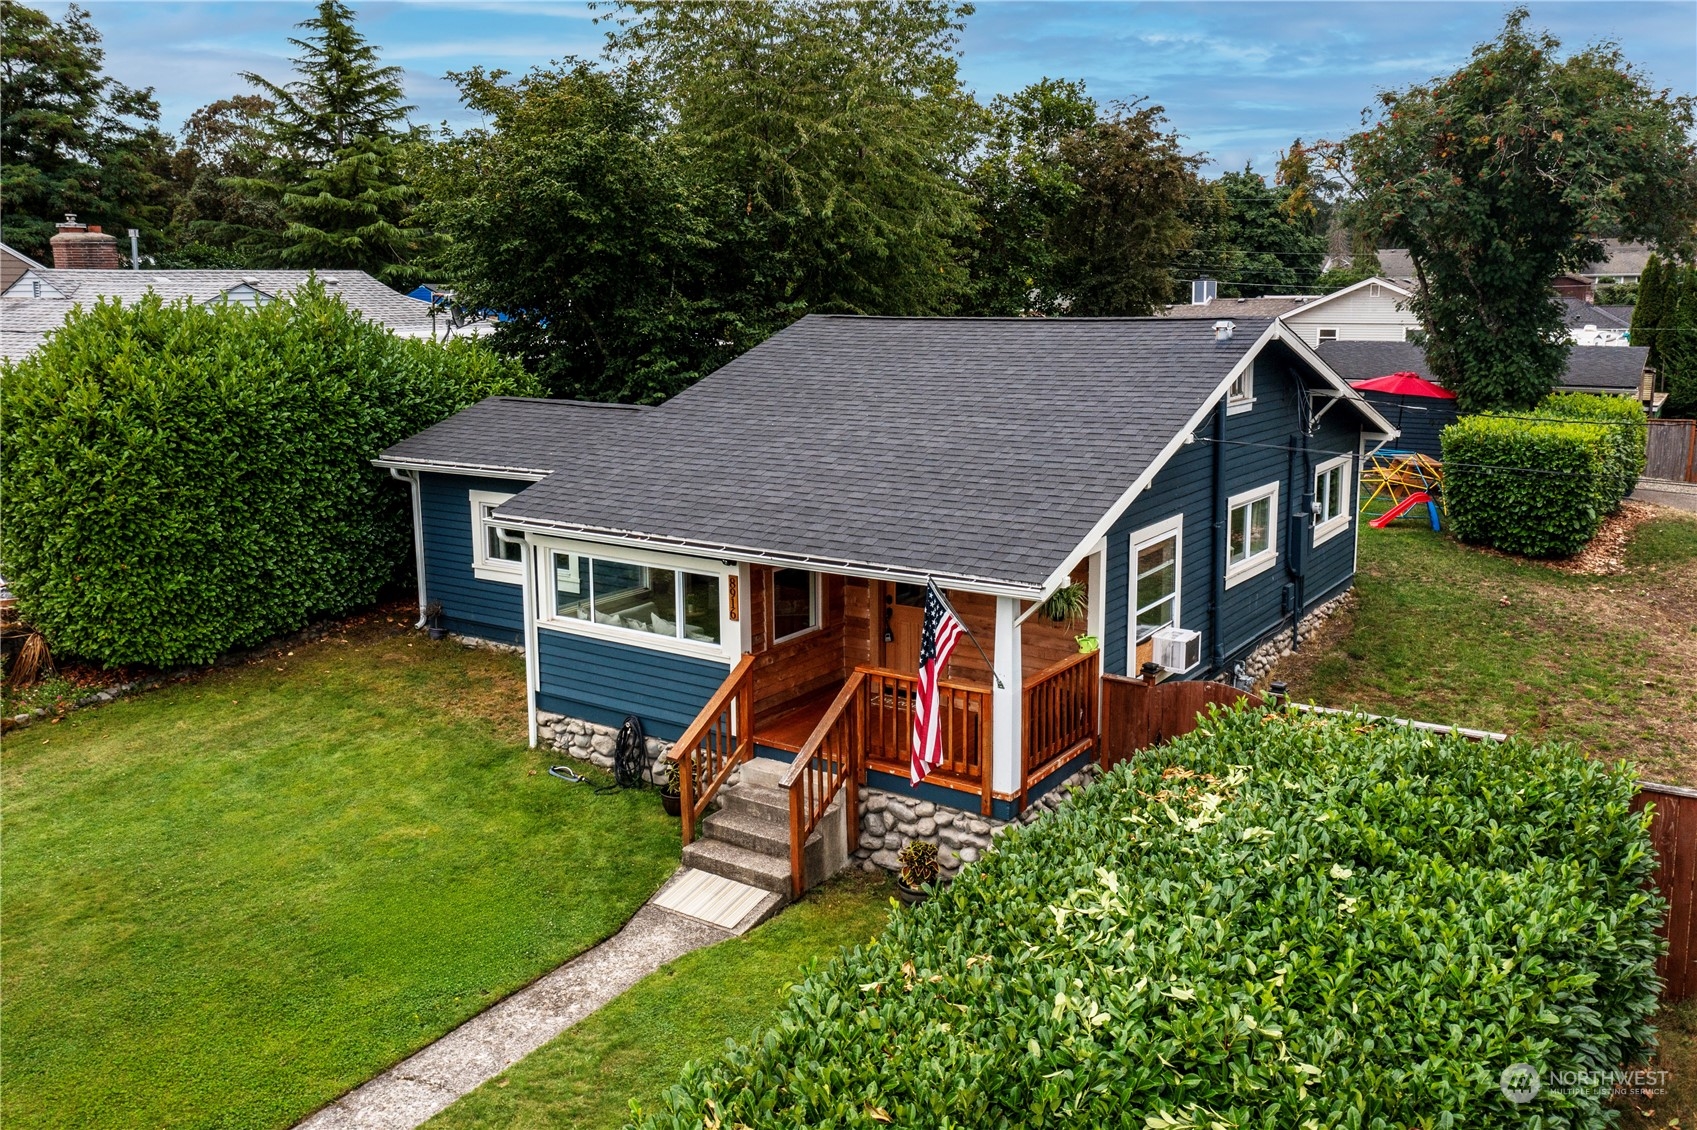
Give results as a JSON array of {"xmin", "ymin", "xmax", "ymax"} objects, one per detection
[{"xmin": 1348, "ymin": 371, "xmax": 1457, "ymax": 399}]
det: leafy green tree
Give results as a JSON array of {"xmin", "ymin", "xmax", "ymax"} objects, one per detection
[
  {"xmin": 420, "ymin": 63, "xmax": 727, "ymax": 402},
  {"xmin": 162, "ymin": 96, "xmax": 278, "ymax": 263},
  {"xmin": 1050, "ymin": 101, "xmax": 1200, "ymax": 315},
  {"xmin": 1334, "ymin": 10, "xmax": 1697, "ymax": 412},
  {"xmin": 1180, "ymin": 164, "xmax": 1326, "ymax": 298},
  {"xmin": 0, "ymin": 1, "xmax": 174, "ymax": 257},
  {"xmin": 225, "ymin": 0, "xmax": 428, "ymax": 281},
  {"xmin": 1661, "ymin": 265, "xmax": 1697, "ymax": 418},
  {"xmin": 605, "ymin": 0, "xmax": 981, "ymax": 326},
  {"xmin": 962, "ymin": 78, "xmax": 1097, "ymax": 315}
]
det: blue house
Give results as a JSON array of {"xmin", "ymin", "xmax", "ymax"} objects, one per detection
[{"xmin": 377, "ymin": 315, "xmax": 1396, "ymax": 897}]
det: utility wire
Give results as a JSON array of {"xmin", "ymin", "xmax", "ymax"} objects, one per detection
[{"xmin": 1194, "ymin": 435, "xmax": 1646, "ymax": 481}]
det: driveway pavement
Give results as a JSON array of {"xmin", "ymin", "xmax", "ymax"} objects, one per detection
[{"xmin": 1633, "ymin": 478, "xmax": 1697, "ymax": 513}]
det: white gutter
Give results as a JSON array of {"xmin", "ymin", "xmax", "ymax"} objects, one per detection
[
  {"xmin": 371, "ymin": 456, "xmax": 549, "ymax": 482},
  {"xmin": 389, "ymin": 468, "xmax": 429, "ymax": 628}
]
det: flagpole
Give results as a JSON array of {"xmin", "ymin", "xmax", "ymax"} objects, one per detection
[{"xmin": 926, "ymin": 579, "xmax": 1005, "ymax": 690}]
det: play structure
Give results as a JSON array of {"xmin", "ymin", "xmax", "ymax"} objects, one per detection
[
  {"xmin": 1349, "ymin": 372, "xmax": 1453, "ymax": 531},
  {"xmin": 1360, "ymin": 450, "xmax": 1444, "ymax": 530}
]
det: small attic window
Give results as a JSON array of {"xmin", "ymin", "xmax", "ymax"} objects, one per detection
[{"xmin": 1227, "ymin": 367, "xmax": 1254, "ymax": 415}]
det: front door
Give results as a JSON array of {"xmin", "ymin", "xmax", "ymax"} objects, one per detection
[{"xmin": 882, "ymin": 582, "xmax": 926, "ymax": 672}]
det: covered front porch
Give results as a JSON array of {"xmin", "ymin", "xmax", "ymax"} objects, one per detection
[{"xmin": 669, "ymin": 562, "xmax": 1105, "ymax": 896}]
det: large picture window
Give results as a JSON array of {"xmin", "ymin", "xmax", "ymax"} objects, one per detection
[
  {"xmin": 469, "ymin": 490, "xmax": 523, "ymax": 582},
  {"xmin": 1312, "ymin": 455, "xmax": 1352, "ymax": 546},
  {"xmin": 771, "ymin": 568, "xmax": 819, "ymax": 641},
  {"xmin": 545, "ymin": 546, "xmax": 722, "ymax": 647},
  {"xmin": 1225, "ymin": 482, "xmax": 1279, "ymax": 587}
]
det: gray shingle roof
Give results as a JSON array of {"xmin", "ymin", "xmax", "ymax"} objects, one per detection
[
  {"xmin": 1561, "ymin": 297, "xmax": 1631, "ymax": 329},
  {"xmin": 0, "ymin": 268, "xmax": 435, "ymax": 357},
  {"xmin": 1160, "ymin": 296, "xmax": 1311, "ymax": 318},
  {"xmin": 469, "ymin": 315, "xmax": 1283, "ymax": 592},
  {"xmin": 376, "ymin": 397, "xmax": 649, "ymax": 477},
  {"xmin": 1317, "ymin": 339, "xmax": 1647, "ymax": 392}
]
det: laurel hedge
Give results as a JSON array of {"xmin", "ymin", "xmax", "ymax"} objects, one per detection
[
  {"xmin": 0, "ymin": 285, "xmax": 537, "ymax": 667},
  {"xmin": 1442, "ymin": 393, "xmax": 1646, "ymax": 558},
  {"xmin": 633, "ymin": 706, "xmax": 1661, "ymax": 1129}
]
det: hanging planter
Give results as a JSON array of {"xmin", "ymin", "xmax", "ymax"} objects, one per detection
[{"xmin": 1042, "ymin": 583, "xmax": 1088, "ymax": 627}]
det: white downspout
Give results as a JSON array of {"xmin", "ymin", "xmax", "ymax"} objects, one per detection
[
  {"xmin": 390, "ymin": 468, "xmax": 428, "ymax": 628},
  {"xmin": 522, "ymin": 537, "xmax": 540, "ymax": 749}
]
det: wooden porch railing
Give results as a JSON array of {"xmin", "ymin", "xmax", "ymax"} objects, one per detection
[
  {"xmin": 1021, "ymin": 650, "xmax": 1100, "ymax": 806},
  {"xmin": 668, "ymin": 654, "xmax": 755, "ymax": 845},
  {"xmin": 860, "ymin": 666, "xmax": 993, "ymax": 815},
  {"xmin": 780, "ymin": 671, "xmax": 866, "ymax": 898}
]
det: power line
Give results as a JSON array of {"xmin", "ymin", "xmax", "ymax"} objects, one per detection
[{"xmin": 1195, "ymin": 435, "xmax": 1645, "ymax": 481}]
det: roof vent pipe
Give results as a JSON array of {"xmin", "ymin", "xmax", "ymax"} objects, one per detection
[
  {"xmin": 1213, "ymin": 319, "xmax": 1235, "ymax": 343},
  {"xmin": 1191, "ymin": 277, "xmax": 1217, "ymax": 305}
]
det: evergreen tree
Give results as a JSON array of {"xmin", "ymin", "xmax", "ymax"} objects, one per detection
[
  {"xmin": 225, "ymin": 0, "xmax": 427, "ymax": 280},
  {"xmin": 0, "ymin": 1, "xmax": 174, "ymax": 257},
  {"xmin": 1180, "ymin": 164, "xmax": 1326, "ymax": 297},
  {"xmin": 1662, "ymin": 266, "xmax": 1697, "ymax": 419},
  {"xmin": 163, "ymin": 96, "xmax": 277, "ymax": 265},
  {"xmin": 1631, "ymin": 254, "xmax": 1665, "ymax": 365}
]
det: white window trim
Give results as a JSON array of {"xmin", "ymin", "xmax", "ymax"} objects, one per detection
[
  {"xmin": 1226, "ymin": 367, "xmax": 1255, "ymax": 416},
  {"xmin": 1312, "ymin": 454, "xmax": 1354, "ymax": 547},
  {"xmin": 469, "ymin": 490, "xmax": 524, "ymax": 583},
  {"xmin": 1316, "ymin": 327, "xmax": 1339, "ymax": 342},
  {"xmin": 1127, "ymin": 513, "xmax": 1183, "ymax": 673},
  {"xmin": 532, "ymin": 535, "xmax": 738, "ymax": 662},
  {"xmin": 1224, "ymin": 482, "xmax": 1280, "ymax": 589},
  {"xmin": 770, "ymin": 568, "xmax": 822, "ymax": 644}
]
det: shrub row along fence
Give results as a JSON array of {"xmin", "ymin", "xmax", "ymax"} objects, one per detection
[
  {"xmin": 1442, "ymin": 391, "xmax": 1649, "ymax": 558},
  {"xmin": 1100, "ymin": 678, "xmax": 1697, "ymax": 1004}
]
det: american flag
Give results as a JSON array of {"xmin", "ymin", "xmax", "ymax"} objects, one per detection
[{"xmin": 912, "ymin": 582, "xmax": 965, "ymax": 785}]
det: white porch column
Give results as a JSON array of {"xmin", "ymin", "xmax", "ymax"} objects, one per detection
[
  {"xmin": 522, "ymin": 537, "xmax": 540, "ymax": 749},
  {"xmin": 991, "ymin": 595, "xmax": 1023, "ymax": 799},
  {"xmin": 1086, "ymin": 544, "xmax": 1106, "ymax": 643}
]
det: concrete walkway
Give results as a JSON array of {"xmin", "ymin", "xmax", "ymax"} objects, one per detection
[
  {"xmin": 1633, "ymin": 478, "xmax": 1697, "ymax": 513},
  {"xmin": 295, "ymin": 884, "xmax": 736, "ymax": 1130}
]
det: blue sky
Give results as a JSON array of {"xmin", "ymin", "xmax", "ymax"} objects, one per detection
[{"xmin": 80, "ymin": 0, "xmax": 1697, "ymax": 174}]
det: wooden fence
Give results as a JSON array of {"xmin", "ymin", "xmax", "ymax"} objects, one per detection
[
  {"xmin": 1646, "ymin": 418, "xmax": 1697, "ymax": 483},
  {"xmin": 1100, "ymin": 676, "xmax": 1697, "ymax": 1002}
]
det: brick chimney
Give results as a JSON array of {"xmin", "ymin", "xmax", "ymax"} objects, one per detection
[{"xmin": 49, "ymin": 214, "xmax": 123, "ymax": 270}]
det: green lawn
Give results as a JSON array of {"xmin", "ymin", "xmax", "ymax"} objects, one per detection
[
  {"xmin": 1278, "ymin": 510, "xmax": 1697, "ymax": 785},
  {"xmin": 424, "ymin": 873, "xmax": 894, "ymax": 1130},
  {"xmin": 0, "ymin": 618, "xmax": 680, "ymax": 1130}
]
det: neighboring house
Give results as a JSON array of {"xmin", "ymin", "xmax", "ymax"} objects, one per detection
[
  {"xmin": 377, "ymin": 314, "xmax": 1396, "ymax": 895},
  {"xmin": 0, "ymin": 241, "xmax": 47, "ymax": 293},
  {"xmin": 1562, "ymin": 297, "xmax": 1632, "ymax": 346},
  {"xmin": 1163, "ymin": 277, "xmax": 1421, "ymax": 347},
  {"xmin": 1318, "ymin": 338, "xmax": 1654, "ymax": 458},
  {"xmin": 1375, "ymin": 240, "xmax": 1653, "ymax": 299},
  {"xmin": 0, "ymin": 216, "xmax": 438, "ymax": 359}
]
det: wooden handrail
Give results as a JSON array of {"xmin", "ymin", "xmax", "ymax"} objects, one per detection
[
  {"xmin": 667, "ymin": 654, "xmax": 755, "ymax": 846},
  {"xmin": 856, "ymin": 665, "xmax": 993, "ymax": 815},
  {"xmin": 855, "ymin": 664, "xmax": 991, "ymax": 696},
  {"xmin": 782, "ymin": 670, "xmax": 866, "ymax": 898},
  {"xmin": 1021, "ymin": 649, "xmax": 1099, "ymax": 808}
]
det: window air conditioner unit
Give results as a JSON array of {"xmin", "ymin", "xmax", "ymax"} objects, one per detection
[{"xmin": 1152, "ymin": 626, "xmax": 1202, "ymax": 674}]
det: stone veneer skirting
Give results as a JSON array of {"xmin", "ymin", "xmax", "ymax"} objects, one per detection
[
  {"xmin": 537, "ymin": 707, "xmax": 1102, "ymax": 883},
  {"xmin": 1232, "ymin": 590, "xmax": 1354, "ymax": 687}
]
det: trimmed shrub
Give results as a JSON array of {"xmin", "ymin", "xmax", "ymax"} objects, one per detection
[
  {"xmin": 633, "ymin": 708, "xmax": 1661, "ymax": 1129},
  {"xmin": 0, "ymin": 285, "xmax": 537, "ymax": 666},
  {"xmin": 1443, "ymin": 392, "xmax": 1644, "ymax": 558}
]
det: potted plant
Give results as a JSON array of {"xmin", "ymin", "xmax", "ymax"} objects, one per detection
[
  {"xmin": 1042, "ymin": 583, "xmax": 1087, "ymax": 627},
  {"xmin": 424, "ymin": 601, "xmax": 447, "ymax": 641},
  {"xmin": 896, "ymin": 840, "xmax": 939, "ymax": 904},
  {"xmin": 659, "ymin": 758, "xmax": 682, "ymax": 817}
]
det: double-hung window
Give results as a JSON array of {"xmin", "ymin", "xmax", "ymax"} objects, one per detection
[
  {"xmin": 1128, "ymin": 515, "xmax": 1183, "ymax": 672},
  {"xmin": 1225, "ymin": 482, "xmax": 1279, "ymax": 587},
  {"xmin": 469, "ymin": 490, "xmax": 524, "ymax": 582},
  {"xmin": 1226, "ymin": 367, "xmax": 1254, "ymax": 414},
  {"xmin": 544, "ymin": 543, "xmax": 724, "ymax": 651},
  {"xmin": 771, "ymin": 568, "xmax": 819, "ymax": 642},
  {"xmin": 1312, "ymin": 455, "xmax": 1353, "ymax": 546}
]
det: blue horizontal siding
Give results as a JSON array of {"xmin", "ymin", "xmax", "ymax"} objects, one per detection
[
  {"xmin": 535, "ymin": 628, "xmax": 730, "ymax": 741},
  {"xmin": 419, "ymin": 472, "xmax": 529, "ymax": 644},
  {"xmin": 1104, "ymin": 351, "xmax": 1365, "ymax": 680},
  {"xmin": 1359, "ymin": 390, "xmax": 1458, "ymax": 460}
]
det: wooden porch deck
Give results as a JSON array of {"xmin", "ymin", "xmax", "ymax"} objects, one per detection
[{"xmin": 754, "ymin": 684, "xmax": 843, "ymax": 753}]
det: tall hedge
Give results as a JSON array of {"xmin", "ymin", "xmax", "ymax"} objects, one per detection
[
  {"xmin": 0, "ymin": 285, "xmax": 537, "ymax": 666},
  {"xmin": 1443, "ymin": 392, "xmax": 1646, "ymax": 558},
  {"xmin": 634, "ymin": 707, "xmax": 1661, "ymax": 1128}
]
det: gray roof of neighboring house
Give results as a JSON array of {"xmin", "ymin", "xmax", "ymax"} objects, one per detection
[
  {"xmin": 1159, "ymin": 295, "xmax": 1311, "ymax": 318},
  {"xmin": 0, "ymin": 268, "xmax": 435, "ymax": 358},
  {"xmin": 1317, "ymin": 339, "xmax": 1647, "ymax": 391},
  {"xmin": 376, "ymin": 397, "xmax": 650, "ymax": 477},
  {"xmin": 1598, "ymin": 305, "xmax": 1635, "ymax": 324},
  {"xmin": 1561, "ymin": 297, "xmax": 1631, "ymax": 329},
  {"xmin": 389, "ymin": 314, "xmax": 1367, "ymax": 594},
  {"xmin": 1373, "ymin": 241, "xmax": 1656, "ymax": 283}
]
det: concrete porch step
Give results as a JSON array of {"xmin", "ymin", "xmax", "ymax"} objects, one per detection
[
  {"xmin": 702, "ymin": 806, "xmax": 791, "ymax": 856},
  {"xmin": 716, "ymin": 781, "xmax": 791, "ymax": 825},
  {"xmin": 680, "ymin": 837, "xmax": 793, "ymax": 896}
]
